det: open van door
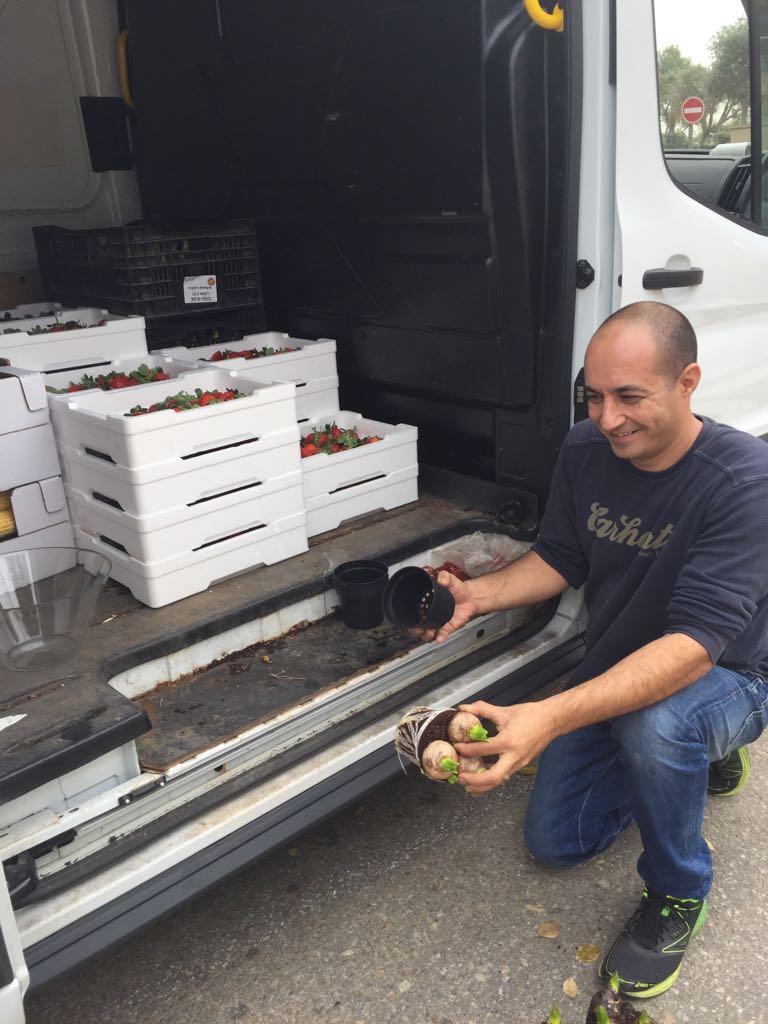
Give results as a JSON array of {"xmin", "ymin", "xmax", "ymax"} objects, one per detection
[
  {"xmin": 614, "ymin": 0, "xmax": 768, "ymax": 436},
  {"xmin": 0, "ymin": 871, "xmax": 27, "ymax": 1024}
]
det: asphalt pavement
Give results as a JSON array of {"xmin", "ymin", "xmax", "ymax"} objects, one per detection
[{"xmin": 24, "ymin": 730, "xmax": 768, "ymax": 1024}]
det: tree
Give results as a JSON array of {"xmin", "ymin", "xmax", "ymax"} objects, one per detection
[
  {"xmin": 701, "ymin": 18, "xmax": 750, "ymax": 139},
  {"xmin": 657, "ymin": 18, "xmax": 750, "ymax": 149}
]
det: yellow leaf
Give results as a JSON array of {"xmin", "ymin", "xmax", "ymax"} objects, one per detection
[
  {"xmin": 525, "ymin": 903, "xmax": 546, "ymax": 913},
  {"xmin": 704, "ymin": 835, "xmax": 716, "ymax": 852},
  {"xmin": 262, "ymin": 654, "xmax": 272, "ymax": 663},
  {"xmin": 519, "ymin": 763, "xmax": 538, "ymax": 775},
  {"xmin": 562, "ymin": 977, "xmax": 579, "ymax": 999},
  {"xmin": 288, "ymin": 847, "xmax": 302, "ymax": 857},
  {"xmin": 538, "ymin": 921, "xmax": 560, "ymax": 939},
  {"xmin": 576, "ymin": 944, "xmax": 601, "ymax": 963}
]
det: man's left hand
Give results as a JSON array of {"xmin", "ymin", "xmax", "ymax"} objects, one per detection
[{"xmin": 454, "ymin": 699, "xmax": 558, "ymax": 793}]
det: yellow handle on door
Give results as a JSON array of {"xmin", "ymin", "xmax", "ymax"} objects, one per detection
[
  {"xmin": 523, "ymin": 0, "xmax": 564, "ymax": 32},
  {"xmin": 117, "ymin": 30, "xmax": 136, "ymax": 109}
]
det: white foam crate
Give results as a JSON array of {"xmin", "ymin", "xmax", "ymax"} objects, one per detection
[
  {"xmin": 1, "ymin": 423, "xmax": 61, "ymax": 491},
  {"xmin": 75, "ymin": 512, "xmax": 309, "ymax": 607},
  {"xmin": 52, "ymin": 369, "xmax": 297, "ymax": 469},
  {"xmin": 0, "ymin": 366, "xmax": 49, "ymax": 434},
  {"xmin": 66, "ymin": 471, "xmax": 303, "ymax": 562},
  {"xmin": 300, "ymin": 412, "xmax": 418, "ymax": 501},
  {"xmin": 0, "ymin": 521, "xmax": 75, "ymax": 564},
  {"xmin": 44, "ymin": 354, "xmax": 197, "ymax": 396},
  {"xmin": 46, "ymin": 357, "xmax": 207, "ymax": 436},
  {"xmin": 1, "ymin": 477, "xmax": 69, "ymax": 539},
  {"xmin": 57, "ymin": 427, "xmax": 300, "ymax": 516},
  {"xmin": 161, "ymin": 332, "xmax": 337, "ymax": 383},
  {"xmin": 306, "ymin": 464, "xmax": 419, "ymax": 537},
  {"xmin": 0, "ymin": 308, "xmax": 148, "ymax": 374}
]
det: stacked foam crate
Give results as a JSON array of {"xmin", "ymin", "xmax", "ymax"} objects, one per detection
[
  {"xmin": 0, "ymin": 306, "xmax": 155, "ymax": 571},
  {"xmin": 163, "ymin": 331, "xmax": 419, "ymax": 538},
  {"xmin": 50, "ymin": 369, "xmax": 307, "ymax": 607},
  {"xmin": 161, "ymin": 331, "xmax": 340, "ymax": 424},
  {"xmin": 0, "ymin": 364, "xmax": 73, "ymax": 558},
  {"xmin": 0, "ymin": 308, "xmax": 149, "ymax": 375}
]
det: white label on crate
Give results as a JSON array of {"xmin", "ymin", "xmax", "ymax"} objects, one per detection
[
  {"xmin": 0, "ymin": 715, "xmax": 26, "ymax": 733},
  {"xmin": 183, "ymin": 275, "xmax": 218, "ymax": 304}
]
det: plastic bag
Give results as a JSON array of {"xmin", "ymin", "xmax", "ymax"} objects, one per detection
[{"xmin": 429, "ymin": 531, "xmax": 527, "ymax": 579}]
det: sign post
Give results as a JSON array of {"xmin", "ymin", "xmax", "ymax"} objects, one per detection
[{"xmin": 682, "ymin": 96, "xmax": 705, "ymax": 142}]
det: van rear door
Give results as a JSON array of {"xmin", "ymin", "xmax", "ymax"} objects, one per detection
[
  {"xmin": 614, "ymin": 0, "xmax": 768, "ymax": 436},
  {"xmin": 0, "ymin": 871, "xmax": 27, "ymax": 1024}
]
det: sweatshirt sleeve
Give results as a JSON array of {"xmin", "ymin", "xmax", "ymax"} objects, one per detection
[
  {"xmin": 665, "ymin": 478, "xmax": 768, "ymax": 661},
  {"xmin": 532, "ymin": 442, "xmax": 590, "ymax": 590}
]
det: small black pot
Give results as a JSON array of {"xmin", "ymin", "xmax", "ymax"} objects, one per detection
[
  {"xmin": 332, "ymin": 559, "xmax": 389, "ymax": 629},
  {"xmin": 382, "ymin": 566, "xmax": 455, "ymax": 630}
]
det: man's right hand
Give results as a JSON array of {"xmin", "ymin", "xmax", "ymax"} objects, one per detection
[{"xmin": 431, "ymin": 571, "xmax": 481, "ymax": 643}]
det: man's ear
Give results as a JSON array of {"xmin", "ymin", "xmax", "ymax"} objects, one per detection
[{"xmin": 678, "ymin": 362, "xmax": 701, "ymax": 396}]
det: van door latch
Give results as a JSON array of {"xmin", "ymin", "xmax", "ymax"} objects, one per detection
[{"xmin": 576, "ymin": 260, "xmax": 595, "ymax": 289}]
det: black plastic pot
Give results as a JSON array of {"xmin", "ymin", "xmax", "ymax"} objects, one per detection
[
  {"xmin": 331, "ymin": 560, "xmax": 389, "ymax": 629},
  {"xmin": 382, "ymin": 566, "xmax": 455, "ymax": 630}
]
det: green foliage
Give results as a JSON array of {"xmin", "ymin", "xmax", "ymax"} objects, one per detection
[{"xmin": 657, "ymin": 18, "xmax": 750, "ymax": 149}]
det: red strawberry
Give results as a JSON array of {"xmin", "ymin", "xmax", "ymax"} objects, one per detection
[
  {"xmin": 331, "ymin": 426, "xmax": 342, "ymax": 438},
  {"xmin": 109, "ymin": 374, "xmax": 134, "ymax": 389},
  {"xmin": 301, "ymin": 443, "xmax": 319, "ymax": 458}
]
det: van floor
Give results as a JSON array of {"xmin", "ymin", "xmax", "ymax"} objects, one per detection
[
  {"xmin": 108, "ymin": 493, "xmax": 491, "ymax": 773},
  {"xmin": 135, "ymin": 612, "xmax": 418, "ymax": 771}
]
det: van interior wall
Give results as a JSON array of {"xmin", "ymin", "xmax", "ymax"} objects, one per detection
[
  {"xmin": 123, "ymin": 0, "xmax": 576, "ymax": 500},
  {"xmin": 0, "ymin": 0, "xmax": 140, "ymax": 276}
]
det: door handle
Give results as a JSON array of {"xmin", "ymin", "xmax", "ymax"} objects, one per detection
[{"xmin": 642, "ymin": 267, "xmax": 704, "ymax": 290}]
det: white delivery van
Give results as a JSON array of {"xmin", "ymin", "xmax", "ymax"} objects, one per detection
[{"xmin": 1, "ymin": 1, "xmax": 767, "ymax": 1019}]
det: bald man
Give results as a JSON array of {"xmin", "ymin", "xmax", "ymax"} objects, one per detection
[{"xmin": 433, "ymin": 301, "xmax": 768, "ymax": 999}]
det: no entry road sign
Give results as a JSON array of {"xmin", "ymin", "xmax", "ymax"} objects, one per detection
[{"xmin": 682, "ymin": 96, "xmax": 705, "ymax": 124}]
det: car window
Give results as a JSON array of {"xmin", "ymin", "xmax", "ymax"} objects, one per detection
[{"xmin": 654, "ymin": 0, "xmax": 761, "ymax": 221}]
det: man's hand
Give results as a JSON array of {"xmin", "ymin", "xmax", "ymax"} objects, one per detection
[
  {"xmin": 428, "ymin": 571, "xmax": 481, "ymax": 643},
  {"xmin": 453, "ymin": 699, "xmax": 558, "ymax": 793}
]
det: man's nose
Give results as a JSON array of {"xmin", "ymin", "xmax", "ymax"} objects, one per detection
[{"xmin": 598, "ymin": 399, "xmax": 626, "ymax": 431}]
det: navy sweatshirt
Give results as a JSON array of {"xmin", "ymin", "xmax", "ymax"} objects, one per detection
[{"xmin": 532, "ymin": 417, "xmax": 768, "ymax": 686}]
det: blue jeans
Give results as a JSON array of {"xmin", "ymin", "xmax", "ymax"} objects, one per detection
[{"xmin": 523, "ymin": 665, "xmax": 768, "ymax": 899}]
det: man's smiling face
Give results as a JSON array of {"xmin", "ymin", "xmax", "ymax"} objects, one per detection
[{"xmin": 584, "ymin": 319, "xmax": 700, "ymax": 472}]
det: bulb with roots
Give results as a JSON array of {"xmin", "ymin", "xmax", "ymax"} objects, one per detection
[
  {"xmin": 447, "ymin": 710, "xmax": 489, "ymax": 744},
  {"xmin": 421, "ymin": 740, "xmax": 459, "ymax": 782}
]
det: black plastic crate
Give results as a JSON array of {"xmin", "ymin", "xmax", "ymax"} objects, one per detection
[
  {"xmin": 144, "ymin": 304, "xmax": 268, "ymax": 351},
  {"xmin": 34, "ymin": 220, "xmax": 263, "ymax": 319}
]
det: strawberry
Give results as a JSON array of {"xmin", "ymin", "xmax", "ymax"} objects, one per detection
[
  {"xmin": 301, "ymin": 443, "xmax": 319, "ymax": 458},
  {"xmin": 108, "ymin": 374, "xmax": 134, "ymax": 389},
  {"xmin": 331, "ymin": 426, "xmax": 342, "ymax": 438}
]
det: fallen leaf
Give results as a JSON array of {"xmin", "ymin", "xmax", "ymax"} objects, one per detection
[
  {"xmin": 262, "ymin": 654, "xmax": 272, "ymax": 663},
  {"xmin": 288, "ymin": 847, "xmax": 301, "ymax": 857},
  {"xmin": 562, "ymin": 977, "xmax": 579, "ymax": 999},
  {"xmin": 519, "ymin": 763, "xmax": 538, "ymax": 775},
  {"xmin": 525, "ymin": 903, "xmax": 546, "ymax": 913},
  {"xmin": 576, "ymin": 943, "xmax": 601, "ymax": 963},
  {"xmin": 538, "ymin": 921, "xmax": 560, "ymax": 939},
  {"xmin": 704, "ymin": 835, "xmax": 716, "ymax": 852}
]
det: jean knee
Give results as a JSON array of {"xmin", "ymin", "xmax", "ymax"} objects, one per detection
[{"xmin": 611, "ymin": 699, "xmax": 695, "ymax": 763}]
